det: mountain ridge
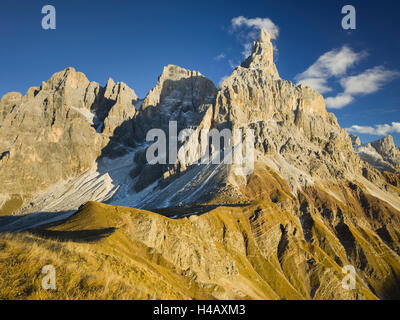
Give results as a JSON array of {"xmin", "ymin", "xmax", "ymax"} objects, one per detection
[{"xmin": 1, "ymin": 29, "xmax": 400, "ymax": 300}]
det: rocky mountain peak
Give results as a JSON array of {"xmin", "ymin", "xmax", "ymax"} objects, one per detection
[
  {"xmin": 2, "ymin": 27, "xmax": 400, "ymax": 302},
  {"xmin": 140, "ymin": 64, "xmax": 216, "ymax": 113},
  {"xmin": 350, "ymin": 134, "xmax": 361, "ymax": 146},
  {"xmin": 354, "ymin": 135, "xmax": 400, "ymax": 173},
  {"xmin": 104, "ymin": 78, "xmax": 116, "ymax": 95},
  {"xmin": 240, "ymin": 28, "xmax": 279, "ymax": 78},
  {"xmin": 133, "ymin": 64, "xmax": 217, "ymax": 142},
  {"xmin": 259, "ymin": 28, "xmax": 271, "ymax": 43},
  {"xmin": 371, "ymin": 135, "xmax": 400, "ymax": 161},
  {"xmin": 45, "ymin": 67, "xmax": 90, "ymax": 91},
  {"xmin": 372, "ymin": 134, "xmax": 396, "ymax": 149}
]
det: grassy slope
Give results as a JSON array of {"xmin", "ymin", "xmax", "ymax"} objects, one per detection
[
  {"xmin": 1, "ymin": 166, "xmax": 400, "ymax": 300},
  {"xmin": 0, "ymin": 199, "xmax": 392, "ymax": 300}
]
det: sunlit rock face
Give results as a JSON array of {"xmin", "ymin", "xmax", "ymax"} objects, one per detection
[
  {"xmin": 354, "ymin": 135, "xmax": 400, "ymax": 173},
  {"xmin": 133, "ymin": 64, "xmax": 217, "ymax": 142},
  {"xmin": 0, "ymin": 29, "xmax": 392, "ymax": 214},
  {"xmin": 1, "ymin": 29, "xmax": 400, "ymax": 301},
  {"xmin": 0, "ymin": 67, "xmax": 137, "ymax": 210}
]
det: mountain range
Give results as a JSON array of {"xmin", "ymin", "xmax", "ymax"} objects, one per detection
[{"xmin": 1, "ymin": 29, "xmax": 400, "ymax": 300}]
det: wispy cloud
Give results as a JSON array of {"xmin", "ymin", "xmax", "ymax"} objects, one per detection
[
  {"xmin": 231, "ymin": 16, "xmax": 279, "ymax": 40},
  {"xmin": 295, "ymin": 46, "xmax": 365, "ymax": 94},
  {"xmin": 326, "ymin": 66, "xmax": 400, "ymax": 109},
  {"xmin": 228, "ymin": 59, "xmax": 239, "ymax": 69},
  {"xmin": 346, "ymin": 122, "xmax": 400, "ymax": 135},
  {"xmin": 340, "ymin": 66, "xmax": 400, "ymax": 95},
  {"xmin": 241, "ymin": 43, "xmax": 253, "ymax": 59},
  {"xmin": 295, "ymin": 46, "xmax": 399, "ymax": 109},
  {"xmin": 214, "ymin": 53, "xmax": 226, "ymax": 61},
  {"xmin": 231, "ymin": 16, "xmax": 279, "ymax": 58},
  {"xmin": 325, "ymin": 94, "xmax": 354, "ymax": 109},
  {"xmin": 298, "ymin": 78, "xmax": 332, "ymax": 94},
  {"xmin": 297, "ymin": 46, "xmax": 365, "ymax": 80}
]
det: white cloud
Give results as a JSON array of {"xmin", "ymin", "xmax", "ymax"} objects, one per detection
[
  {"xmin": 325, "ymin": 94, "xmax": 354, "ymax": 109},
  {"xmin": 214, "ymin": 53, "xmax": 226, "ymax": 61},
  {"xmin": 297, "ymin": 78, "xmax": 332, "ymax": 94},
  {"xmin": 296, "ymin": 47, "xmax": 365, "ymax": 80},
  {"xmin": 295, "ymin": 46, "xmax": 365, "ymax": 94},
  {"xmin": 325, "ymin": 66, "xmax": 400, "ymax": 109},
  {"xmin": 231, "ymin": 16, "xmax": 279, "ymax": 58},
  {"xmin": 228, "ymin": 59, "xmax": 238, "ymax": 69},
  {"xmin": 231, "ymin": 16, "xmax": 279, "ymax": 40},
  {"xmin": 241, "ymin": 43, "xmax": 253, "ymax": 59},
  {"xmin": 295, "ymin": 46, "xmax": 399, "ymax": 109},
  {"xmin": 346, "ymin": 122, "xmax": 400, "ymax": 136},
  {"xmin": 340, "ymin": 66, "xmax": 400, "ymax": 95}
]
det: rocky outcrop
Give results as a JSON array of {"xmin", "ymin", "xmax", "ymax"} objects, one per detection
[
  {"xmin": 350, "ymin": 134, "xmax": 361, "ymax": 147},
  {"xmin": 133, "ymin": 64, "xmax": 217, "ymax": 142},
  {"xmin": 371, "ymin": 135, "xmax": 400, "ymax": 167},
  {"xmin": 1, "ymin": 28, "xmax": 400, "ymax": 300},
  {"xmin": 101, "ymin": 78, "xmax": 137, "ymax": 138},
  {"xmin": 354, "ymin": 135, "xmax": 400, "ymax": 173},
  {"xmin": 0, "ymin": 67, "xmax": 137, "ymax": 212},
  {"xmin": 131, "ymin": 65, "xmax": 218, "ymax": 190},
  {"xmin": 240, "ymin": 29, "xmax": 280, "ymax": 78},
  {"xmin": 215, "ymin": 29, "xmax": 327, "ymax": 130},
  {"xmin": 211, "ymin": 29, "xmax": 362, "ymax": 194}
]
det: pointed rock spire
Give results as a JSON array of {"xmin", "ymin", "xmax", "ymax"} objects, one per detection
[
  {"xmin": 46, "ymin": 67, "xmax": 90, "ymax": 91},
  {"xmin": 259, "ymin": 28, "xmax": 271, "ymax": 43},
  {"xmin": 371, "ymin": 135, "xmax": 399, "ymax": 158},
  {"xmin": 350, "ymin": 134, "xmax": 361, "ymax": 147},
  {"xmin": 104, "ymin": 78, "xmax": 116, "ymax": 98},
  {"xmin": 240, "ymin": 28, "xmax": 279, "ymax": 78}
]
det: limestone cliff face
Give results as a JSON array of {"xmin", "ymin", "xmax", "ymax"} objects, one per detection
[
  {"xmin": 131, "ymin": 64, "xmax": 217, "ymax": 190},
  {"xmin": 354, "ymin": 135, "xmax": 400, "ymax": 173},
  {"xmin": 215, "ymin": 29, "xmax": 326, "ymax": 129},
  {"xmin": 350, "ymin": 134, "xmax": 362, "ymax": 147},
  {"xmin": 0, "ymin": 67, "xmax": 137, "ymax": 211},
  {"xmin": 0, "ymin": 68, "xmax": 100, "ymax": 196},
  {"xmin": 211, "ymin": 30, "xmax": 362, "ymax": 194},
  {"xmin": 66, "ymin": 75, "xmax": 138, "ymax": 139},
  {"xmin": 240, "ymin": 29, "xmax": 280, "ymax": 78},
  {"xmin": 133, "ymin": 65, "xmax": 217, "ymax": 142},
  {"xmin": 371, "ymin": 135, "xmax": 400, "ymax": 168},
  {"xmin": 101, "ymin": 78, "xmax": 137, "ymax": 143},
  {"xmin": 1, "ymin": 29, "xmax": 400, "ymax": 300}
]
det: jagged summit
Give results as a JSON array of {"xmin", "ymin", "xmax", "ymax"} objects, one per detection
[
  {"xmin": 259, "ymin": 28, "xmax": 271, "ymax": 43},
  {"xmin": 2, "ymin": 31, "xmax": 400, "ymax": 301},
  {"xmin": 140, "ymin": 64, "xmax": 214, "ymax": 112},
  {"xmin": 133, "ymin": 64, "xmax": 217, "ymax": 143},
  {"xmin": 350, "ymin": 134, "xmax": 362, "ymax": 146},
  {"xmin": 371, "ymin": 135, "xmax": 400, "ymax": 166},
  {"xmin": 353, "ymin": 134, "xmax": 400, "ymax": 173},
  {"xmin": 372, "ymin": 135, "xmax": 397, "ymax": 151},
  {"xmin": 240, "ymin": 28, "xmax": 279, "ymax": 78}
]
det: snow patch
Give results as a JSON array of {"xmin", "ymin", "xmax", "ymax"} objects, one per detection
[{"xmin": 70, "ymin": 106, "xmax": 95, "ymax": 124}]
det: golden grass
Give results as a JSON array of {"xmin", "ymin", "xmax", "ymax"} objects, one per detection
[
  {"xmin": 0, "ymin": 197, "xmax": 397, "ymax": 300},
  {"xmin": 0, "ymin": 195, "xmax": 23, "ymax": 216},
  {"xmin": 1, "ymin": 166, "xmax": 400, "ymax": 300}
]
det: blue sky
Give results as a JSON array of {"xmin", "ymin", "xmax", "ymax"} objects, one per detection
[{"xmin": 1, "ymin": 0, "xmax": 399, "ymax": 145}]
